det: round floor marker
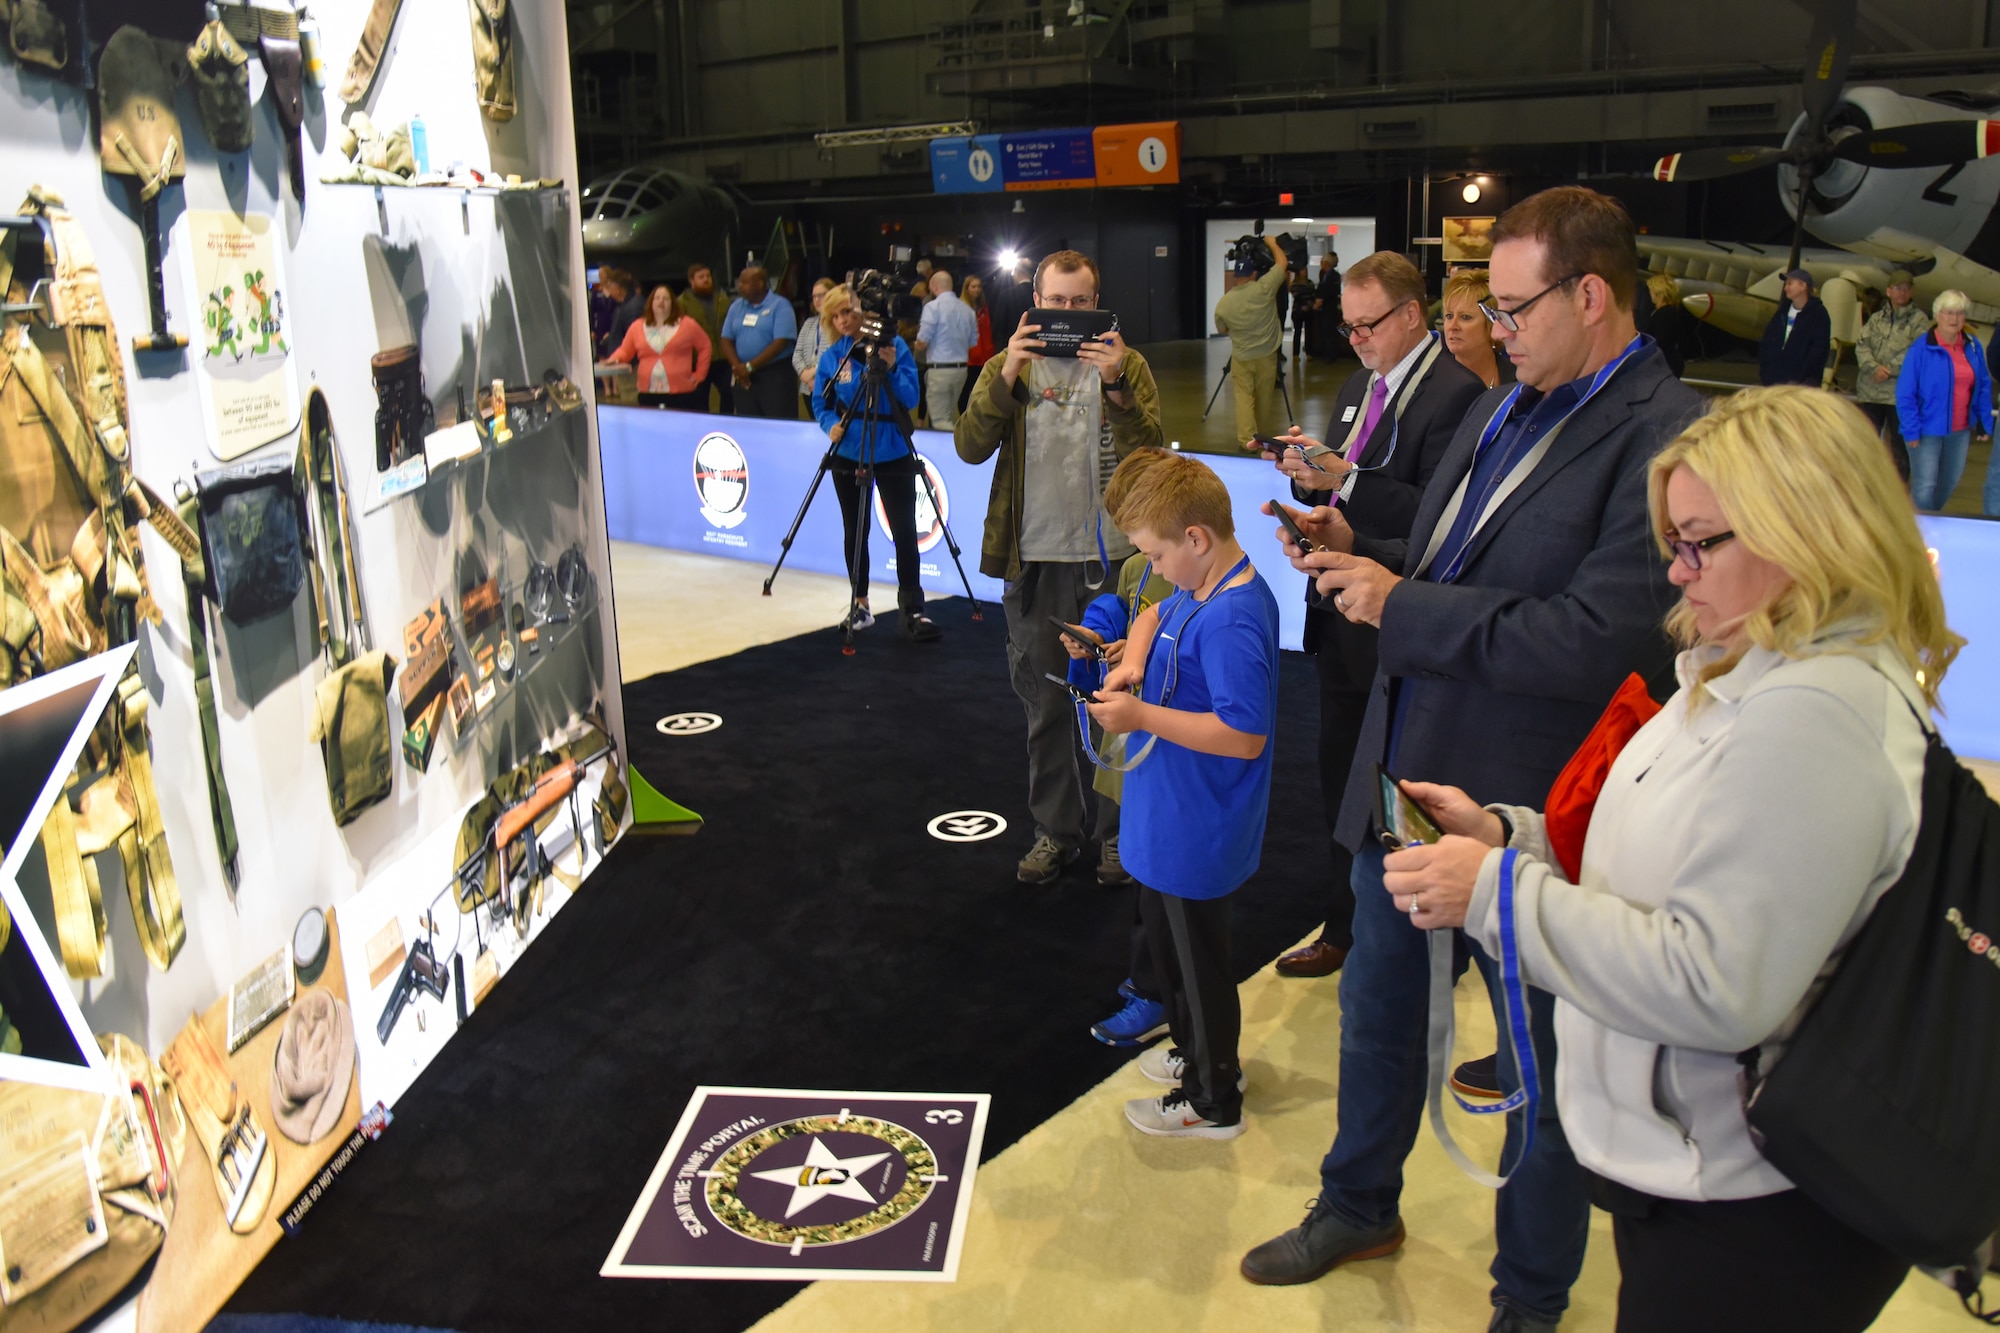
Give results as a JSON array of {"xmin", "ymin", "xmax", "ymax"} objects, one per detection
[
  {"xmin": 657, "ymin": 712, "xmax": 723, "ymax": 736},
  {"xmin": 926, "ymin": 811, "xmax": 1007, "ymax": 842}
]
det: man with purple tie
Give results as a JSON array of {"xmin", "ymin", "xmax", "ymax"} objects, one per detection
[{"xmin": 1249, "ymin": 251, "xmax": 1485, "ymax": 977}]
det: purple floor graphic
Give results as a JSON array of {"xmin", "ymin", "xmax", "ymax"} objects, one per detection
[{"xmin": 602, "ymin": 1087, "xmax": 991, "ymax": 1282}]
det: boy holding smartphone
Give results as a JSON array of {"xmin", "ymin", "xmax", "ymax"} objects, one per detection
[{"xmin": 1088, "ymin": 452, "xmax": 1281, "ymax": 1138}]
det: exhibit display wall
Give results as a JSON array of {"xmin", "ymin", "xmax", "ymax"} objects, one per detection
[{"xmin": 0, "ymin": 2, "xmax": 626, "ymax": 1329}]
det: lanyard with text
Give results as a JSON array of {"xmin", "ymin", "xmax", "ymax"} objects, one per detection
[
  {"xmin": 1418, "ymin": 336, "xmax": 1649, "ymax": 585},
  {"xmin": 1149, "ymin": 554, "xmax": 1253, "ymax": 709},
  {"xmin": 1425, "ymin": 846, "xmax": 1542, "ymax": 1189}
]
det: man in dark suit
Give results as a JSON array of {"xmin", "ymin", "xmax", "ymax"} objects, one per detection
[
  {"xmin": 1248, "ymin": 251, "xmax": 1485, "ymax": 979},
  {"xmin": 1758, "ymin": 267, "xmax": 1831, "ymax": 387},
  {"xmin": 1242, "ymin": 187, "xmax": 1702, "ymax": 1333}
]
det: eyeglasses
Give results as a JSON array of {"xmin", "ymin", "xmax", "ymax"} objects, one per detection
[
  {"xmin": 1336, "ymin": 300, "xmax": 1415, "ymax": 341},
  {"xmin": 1479, "ymin": 273, "xmax": 1586, "ymax": 332},
  {"xmin": 1035, "ymin": 294, "xmax": 1097, "ymax": 309},
  {"xmin": 1665, "ymin": 530, "xmax": 1735, "ymax": 571}
]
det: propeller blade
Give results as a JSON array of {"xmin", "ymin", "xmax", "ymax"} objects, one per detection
[
  {"xmin": 1651, "ymin": 147, "xmax": 1791, "ymax": 183},
  {"xmin": 1800, "ymin": 0, "xmax": 1857, "ymax": 133},
  {"xmin": 1831, "ymin": 120, "xmax": 2000, "ymax": 169}
]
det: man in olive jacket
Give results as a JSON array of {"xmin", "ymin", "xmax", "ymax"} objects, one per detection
[{"xmin": 955, "ymin": 249, "xmax": 1163, "ymax": 884}]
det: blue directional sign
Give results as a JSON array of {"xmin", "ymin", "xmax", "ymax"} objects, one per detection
[
  {"xmin": 930, "ymin": 135, "xmax": 1005, "ymax": 194},
  {"xmin": 1000, "ymin": 130, "xmax": 1096, "ymax": 190}
]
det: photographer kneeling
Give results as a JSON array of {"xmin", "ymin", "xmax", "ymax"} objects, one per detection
[
  {"xmin": 814, "ymin": 284, "xmax": 941, "ymax": 642},
  {"xmin": 1365, "ymin": 386, "xmax": 1952, "ymax": 1331}
]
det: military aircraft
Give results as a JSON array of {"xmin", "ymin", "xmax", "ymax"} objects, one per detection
[
  {"xmin": 1637, "ymin": 0, "xmax": 2000, "ymax": 346},
  {"xmin": 579, "ymin": 166, "xmax": 739, "ymax": 277}
]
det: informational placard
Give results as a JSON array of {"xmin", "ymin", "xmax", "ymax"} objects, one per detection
[
  {"xmin": 928, "ymin": 135, "xmax": 1005, "ymax": 194},
  {"xmin": 177, "ymin": 210, "xmax": 303, "ymax": 461},
  {"xmin": 1000, "ymin": 130, "xmax": 1097, "ymax": 191},
  {"xmin": 1092, "ymin": 121, "xmax": 1180, "ymax": 186},
  {"xmin": 603, "ymin": 1087, "xmax": 991, "ymax": 1282}
]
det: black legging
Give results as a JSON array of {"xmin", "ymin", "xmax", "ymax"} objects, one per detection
[{"xmin": 831, "ymin": 453, "xmax": 925, "ymax": 616}]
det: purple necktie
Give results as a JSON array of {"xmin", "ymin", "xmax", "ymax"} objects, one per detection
[{"xmin": 1351, "ymin": 376, "xmax": 1390, "ymax": 468}]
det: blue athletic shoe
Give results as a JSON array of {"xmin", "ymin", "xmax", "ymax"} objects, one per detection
[{"xmin": 1092, "ymin": 993, "xmax": 1168, "ymax": 1047}]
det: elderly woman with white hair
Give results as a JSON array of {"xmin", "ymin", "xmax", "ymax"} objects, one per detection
[{"xmin": 1895, "ymin": 288, "xmax": 1993, "ymax": 511}]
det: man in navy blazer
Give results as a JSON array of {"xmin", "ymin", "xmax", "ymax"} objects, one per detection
[
  {"xmin": 1243, "ymin": 187, "xmax": 1703, "ymax": 1332},
  {"xmin": 1250, "ymin": 251, "xmax": 1486, "ymax": 979}
]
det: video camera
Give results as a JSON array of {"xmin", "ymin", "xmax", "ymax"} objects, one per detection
[
  {"xmin": 849, "ymin": 265, "xmax": 926, "ymax": 348},
  {"xmin": 1228, "ymin": 221, "xmax": 1309, "ymax": 277}
]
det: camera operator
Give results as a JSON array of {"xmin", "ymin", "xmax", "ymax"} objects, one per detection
[
  {"xmin": 956, "ymin": 250, "xmax": 1163, "ymax": 885},
  {"xmin": 1250, "ymin": 252, "xmax": 1485, "ymax": 980},
  {"xmin": 1214, "ymin": 236, "xmax": 1290, "ymax": 445},
  {"xmin": 813, "ymin": 284, "xmax": 940, "ymax": 642}
]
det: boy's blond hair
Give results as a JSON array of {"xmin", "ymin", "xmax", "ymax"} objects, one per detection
[{"xmin": 1110, "ymin": 450, "xmax": 1235, "ymax": 541}]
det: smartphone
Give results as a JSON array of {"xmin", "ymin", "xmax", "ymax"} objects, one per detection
[
  {"xmin": 1253, "ymin": 434, "xmax": 1327, "ymax": 472},
  {"xmin": 1030, "ymin": 308, "xmax": 1118, "ymax": 357},
  {"xmin": 1044, "ymin": 671, "xmax": 1093, "ymax": 705},
  {"xmin": 1049, "ymin": 616, "xmax": 1106, "ymax": 662},
  {"xmin": 1376, "ymin": 766, "xmax": 1445, "ymax": 851},
  {"xmin": 1271, "ymin": 501, "xmax": 1318, "ymax": 555}
]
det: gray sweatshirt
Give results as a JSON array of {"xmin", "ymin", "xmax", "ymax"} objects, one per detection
[{"xmin": 1466, "ymin": 635, "xmax": 1926, "ymax": 1201}]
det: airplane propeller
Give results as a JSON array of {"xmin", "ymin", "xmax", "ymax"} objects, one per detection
[{"xmin": 1643, "ymin": 0, "xmax": 2000, "ymax": 270}]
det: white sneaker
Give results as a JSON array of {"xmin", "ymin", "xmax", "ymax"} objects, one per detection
[
  {"xmin": 1137, "ymin": 1045, "xmax": 1247, "ymax": 1091},
  {"xmin": 1124, "ymin": 1090, "xmax": 1245, "ymax": 1139},
  {"xmin": 845, "ymin": 603, "xmax": 875, "ymax": 631}
]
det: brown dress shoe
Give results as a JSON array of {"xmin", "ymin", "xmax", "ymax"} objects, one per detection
[{"xmin": 1275, "ymin": 940, "xmax": 1347, "ymax": 978}]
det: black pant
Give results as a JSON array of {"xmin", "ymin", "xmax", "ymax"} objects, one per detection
[
  {"xmin": 1593, "ymin": 1176, "xmax": 1908, "ymax": 1332},
  {"xmin": 1137, "ymin": 884, "xmax": 1241, "ymax": 1123},
  {"xmin": 1311, "ymin": 607, "xmax": 1372, "ymax": 950},
  {"xmin": 704, "ymin": 358, "xmax": 735, "ymax": 414},
  {"xmin": 830, "ymin": 453, "xmax": 925, "ymax": 616},
  {"xmin": 638, "ymin": 390, "xmax": 706, "ymax": 411},
  {"xmin": 1857, "ymin": 401, "xmax": 1913, "ymax": 485},
  {"xmin": 737, "ymin": 362, "xmax": 800, "ymax": 418}
]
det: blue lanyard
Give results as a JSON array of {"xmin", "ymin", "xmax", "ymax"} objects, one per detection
[
  {"xmin": 1147, "ymin": 554, "xmax": 1253, "ymax": 709},
  {"xmin": 1432, "ymin": 335, "xmax": 1648, "ymax": 586}
]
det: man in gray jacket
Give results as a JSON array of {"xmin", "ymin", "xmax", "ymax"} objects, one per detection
[
  {"xmin": 1854, "ymin": 269, "xmax": 1928, "ymax": 484},
  {"xmin": 1244, "ymin": 187, "xmax": 1703, "ymax": 1333}
]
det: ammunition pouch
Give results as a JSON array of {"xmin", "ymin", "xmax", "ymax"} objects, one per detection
[
  {"xmin": 370, "ymin": 344, "xmax": 433, "ymax": 472},
  {"xmin": 4, "ymin": 0, "xmax": 67, "ymax": 73},
  {"xmin": 194, "ymin": 453, "xmax": 307, "ymax": 625},
  {"xmin": 97, "ymin": 27, "xmax": 186, "ymax": 202},
  {"xmin": 186, "ymin": 19, "xmax": 253, "ymax": 155},
  {"xmin": 0, "ymin": 1033, "xmax": 183, "ymax": 1333},
  {"xmin": 307, "ymin": 648, "xmax": 397, "ymax": 826},
  {"xmin": 469, "ymin": 0, "xmax": 515, "ymax": 122}
]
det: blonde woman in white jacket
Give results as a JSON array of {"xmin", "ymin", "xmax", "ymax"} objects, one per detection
[{"xmin": 1379, "ymin": 385, "xmax": 1961, "ymax": 1332}]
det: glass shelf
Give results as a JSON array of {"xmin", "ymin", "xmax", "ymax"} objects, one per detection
[{"xmin": 362, "ymin": 403, "xmax": 586, "ymax": 514}]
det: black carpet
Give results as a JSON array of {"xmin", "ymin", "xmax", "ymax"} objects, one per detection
[{"xmin": 222, "ymin": 598, "xmax": 1329, "ymax": 1333}]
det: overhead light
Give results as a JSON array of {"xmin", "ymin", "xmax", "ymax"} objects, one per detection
[
  {"xmin": 1291, "ymin": 217, "xmax": 1313, "ymax": 223},
  {"xmin": 1461, "ymin": 182, "xmax": 1482, "ymax": 204},
  {"xmin": 998, "ymin": 249, "xmax": 1018, "ymax": 270}
]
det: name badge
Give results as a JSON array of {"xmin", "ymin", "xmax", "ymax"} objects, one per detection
[
  {"xmin": 1341, "ymin": 405, "xmax": 1358, "ymax": 423},
  {"xmin": 742, "ymin": 313, "xmax": 760, "ymax": 328}
]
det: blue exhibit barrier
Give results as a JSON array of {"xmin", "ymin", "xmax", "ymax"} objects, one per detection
[
  {"xmin": 601, "ymin": 407, "xmax": 2000, "ymax": 761},
  {"xmin": 598, "ymin": 407, "xmax": 1311, "ymax": 650}
]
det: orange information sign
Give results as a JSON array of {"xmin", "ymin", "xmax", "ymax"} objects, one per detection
[{"xmin": 1092, "ymin": 122, "xmax": 1180, "ymax": 187}]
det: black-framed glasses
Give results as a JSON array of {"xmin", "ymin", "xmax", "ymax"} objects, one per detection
[
  {"xmin": 1336, "ymin": 299, "xmax": 1416, "ymax": 341},
  {"xmin": 1479, "ymin": 273, "xmax": 1586, "ymax": 332},
  {"xmin": 1666, "ymin": 530, "xmax": 1735, "ymax": 570}
]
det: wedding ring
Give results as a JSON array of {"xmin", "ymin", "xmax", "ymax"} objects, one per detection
[
  {"xmin": 1409, "ymin": 894, "xmax": 1422, "ymax": 915},
  {"xmin": 1334, "ymin": 592, "xmax": 1347, "ymax": 610}
]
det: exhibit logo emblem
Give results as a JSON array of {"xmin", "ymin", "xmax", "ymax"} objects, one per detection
[
  {"xmin": 694, "ymin": 432, "xmax": 750, "ymax": 529},
  {"xmin": 657, "ymin": 712, "xmax": 723, "ymax": 736},
  {"xmin": 926, "ymin": 811, "xmax": 1006, "ymax": 842},
  {"xmin": 875, "ymin": 452, "xmax": 949, "ymax": 554}
]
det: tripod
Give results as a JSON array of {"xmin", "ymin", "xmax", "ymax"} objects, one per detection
[
  {"xmin": 1201, "ymin": 352, "xmax": 1294, "ymax": 426},
  {"xmin": 762, "ymin": 335, "xmax": 981, "ymax": 654}
]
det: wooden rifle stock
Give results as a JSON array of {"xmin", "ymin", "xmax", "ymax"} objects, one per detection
[{"xmin": 492, "ymin": 745, "xmax": 613, "ymax": 849}]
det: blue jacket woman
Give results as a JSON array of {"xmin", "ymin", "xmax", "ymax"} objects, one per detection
[
  {"xmin": 812, "ymin": 285, "xmax": 939, "ymax": 640},
  {"xmin": 1896, "ymin": 290, "xmax": 1992, "ymax": 512}
]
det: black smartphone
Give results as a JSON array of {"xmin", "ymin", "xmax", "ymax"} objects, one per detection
[
  {"xmin": 1271, "ymin": 501, "xmax": 1318, "ymax": 555},
  {"xmin": 1044, "ymin": 671, "xmax": 1093, "ymax": 705},
  {"xmin": 1376, "ymin": 765, "xmax": 1445, "ymax": 851},
  {"xmin": 1049, "ymin": 616, "xmax": 1106, "ymax": 662},
  {"xmin": 1253, "ymin": 434, "xmax": 1326, "ymax": 472},
  {"xmin": 1030, "ymin": 308, "xmax": 1118, "ymax": 357}
]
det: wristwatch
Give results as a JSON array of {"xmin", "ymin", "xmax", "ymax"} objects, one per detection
[{"xmin": 1105, "ymin": 372, "xmax": 1131, "ymax": 396}]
